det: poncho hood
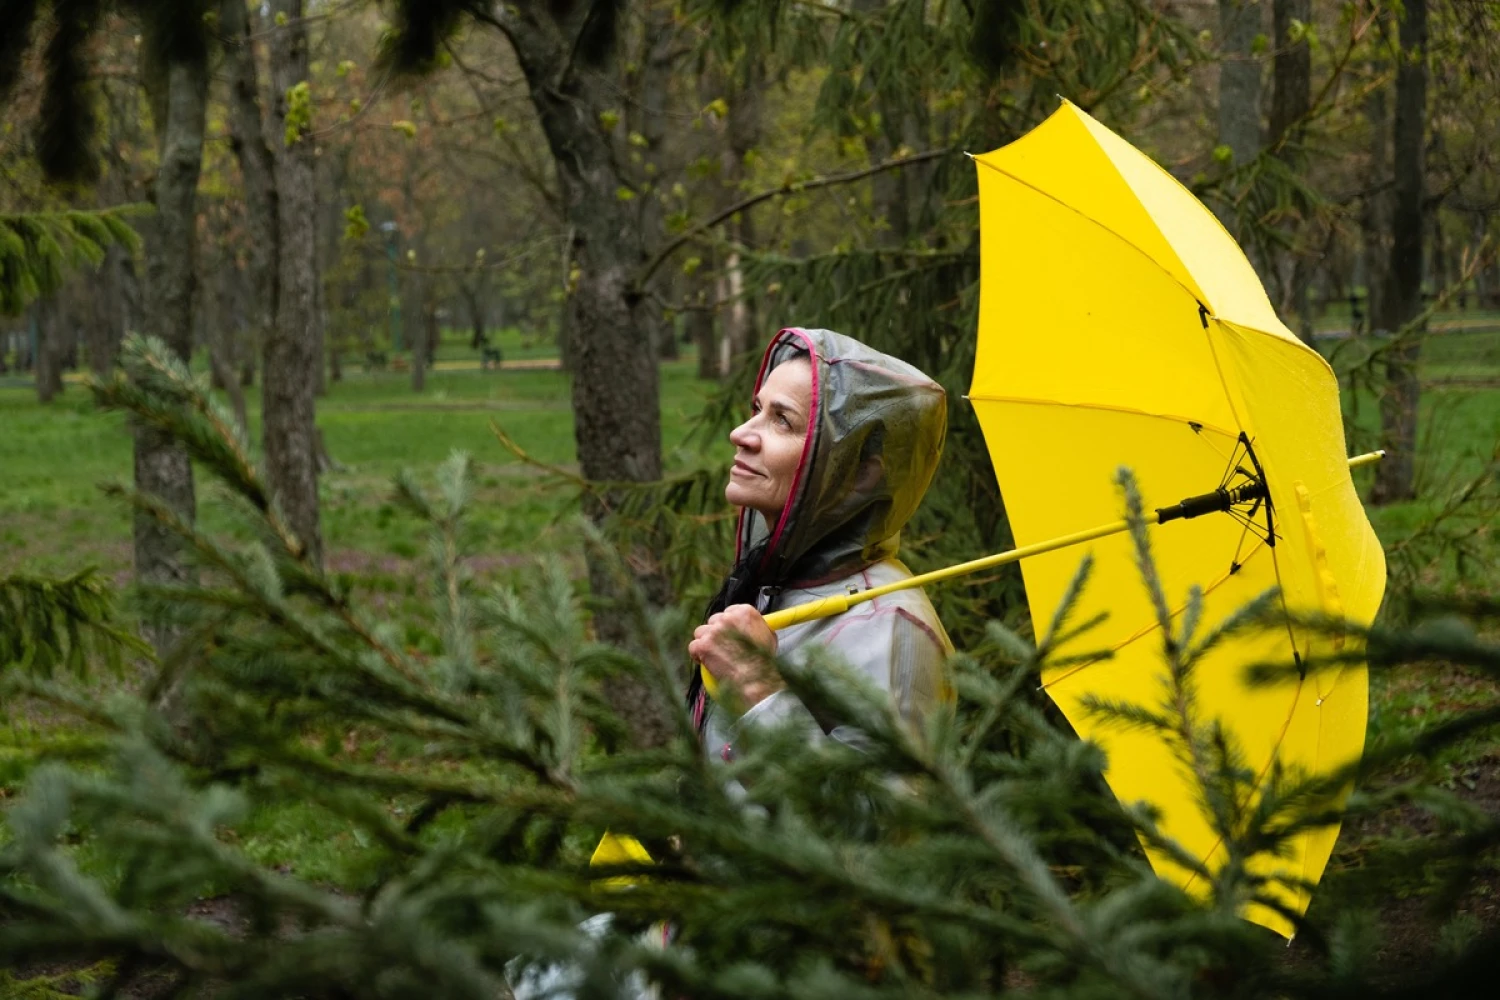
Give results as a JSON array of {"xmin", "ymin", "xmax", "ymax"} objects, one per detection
[{"xmin": 737, "ymin": 328, "xmax": 948, "ymax": 586}]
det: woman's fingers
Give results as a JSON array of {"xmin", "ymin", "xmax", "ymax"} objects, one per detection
[
  {"xmin": 687, "ymin": 606, "xmax": 784, "ymax": 706},
  {"xmin": 690, "ymin": 606, "xmax": 775, "ymax": 676}
]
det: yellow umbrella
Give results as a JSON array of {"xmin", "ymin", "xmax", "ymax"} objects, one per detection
[
  {"xmin": 603, "ymin": 102, "xmax": 1384, "ymax": 937},
  {"xmin": 967, "ymin": 101, "xmax": 1386, "ymax": 936}
]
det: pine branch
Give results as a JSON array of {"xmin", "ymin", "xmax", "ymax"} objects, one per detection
[
  {"xmin": 0, "ymin": 207, "xmax": 143, "ymax": 316},
  {"xmin": 0, "ymin": 569, "xmax": 149, "ymax": 677}
]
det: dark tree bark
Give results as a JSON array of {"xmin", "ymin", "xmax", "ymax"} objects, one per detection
[
  {"xmin": 33, "ymin": 297, "xmax": 64, "ymax": 403},
  {"xmin": 207, "ymin": 338, "xmax": 249, "ymax": 432},
  {"xmin": 1268, "ymin": 0, "xmax": 1310, "ymax": 150},
  {"xmin": 411, "ymin": 275, "xmax": 430, "ymax": 392},
  {"xmin": 220, "ymin": 0, "xmax": 278, "ymax": 398},
  {"xmin": 85, "ymin": 246, "xmax": 127, "ymax": 376},
  {"xmin": 1217, "ymin": 0, "xmax": 1264, "ymax": 166},
  {"xmin": 1473, "ymin": 214, "xmax": 1494, "ymax": 309},
  {"xmin": 492, "ymin": 6, "xmax": 669, "ymax": 746},
  {"xmin": 1216, "ymin": 0, "xmax": 1265, "ymax": 242},
  {"xmin": 853, "ymin": 0, "xmax": 933, "ymax": 248},
  {"xmin": 1270, "ymin": 0, "xmax": 1314, "ymax": 343},
  {"xmin": 1371, "ymin": 0, "xmax": 1428, "ymax": 505},
  {"xmin": 207, "ymin": 262, "xmax": 250, "ymax": 433},
  {"xmin": 136, "ymin": 55, "xmax": 209, "ymax": 643},
  {"xmin": 630, "ymin": 3, "xmax": 680, "ymax": 361},
  {"xmin": 690, "ymin": 292, "xmax": 718, "ymax": 381},
  {"xmin": 699, "ymin": 58, "xmax": 763, "ymax": 377},
  {"xmin": 720, "ymin": 60, "xmax": 762, "ymax": 369},
  {"xmin": 460, "ymin": 279, "xmax": 487, "ymax": 350},
  {"xmin": 263, "ymin": 0, "xmax": 323, "ymax": 564},
  {"xmin": 1360, "ymin": 72, "xmax": 1390, "ymax": 334},
  {"xmin": 200, "ymin": 223, "xmax": 248, "ymax": 431}
]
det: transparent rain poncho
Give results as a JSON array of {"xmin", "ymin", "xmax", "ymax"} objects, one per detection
[
  {"xmin": 735, "ymin": 327, "xmax": 949, "ymax": 585},
  {"xmin": 700, "ymin": 327, "xmax": 953, "ymax": 754}
]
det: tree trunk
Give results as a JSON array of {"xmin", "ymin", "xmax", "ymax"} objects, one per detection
[
  {"xmin": 1217, "ymin": 0, "xmax": 1264, "ymax": 168},
  {"xmin": 207, "ymin": 255, "xmax": 249, "ymax": 434},
  {"xmin": 1473, "ymin": 214, "xmax": 1493, "ymax": 309},
  {"xmin": 505, "ymin": 9, "xmax": 669, "ymax": 747},
  {"xmin": 1370, "ymin": 0, "xmax": 1427, "ymax": 506},
  {"xmin": 1360, "ymin": 74, "xmax": 1390, "ymax": 335},
  {"xmin": 313, "ymin": 247, "xmax": 327, "ymax": 397},
  {"xmin": 853, "ymin": 0, "xmax": 932, "ymax": 247},
  {"xmin": 263, "ymin": 0, "xmax": 323, "ymax": 565},
  {"xmin": 632, "ymin": 5, "xmax": 679, "ymax": 362},
  {"xmin": 1216, "ymin": 0, "xmax": 1265, "ymax": 246},
  {"xmin": 136, "ymin": 56, "xmax": 209, "ymax": 644},
  {"xmin": 1268, "ymin": 0, "xmax": 1310, "ymax": 150},
  {"xmin": 34, "ymin": 298, "xmax": 64, "ymax": 403},
  {"xmin": 462, "ymin": 282, "xmax": 487, "ymax": 349},
  {"xmin": 712, "ymin": 61, "xmax": 763, "ymax": 376},
  {"xmin": 86, "ymin": 246, "xmax": 127, "ymax": 376},
  {"xmin": 411, "ymin": 277, "xmax": 429, "ymax": 392},
  {"xmin": 220, "ymin": 0, "xmax": 278, "ymax": 392},
  {"xmin": 208, "ymin": 336, "xmax": 249, "ymax": 432},
  {"xmin": 1270, "ymin": 0, "xmax": 1314, "ymax": 344},
  {"xmin": 691, "ymin": 296, "xmax": 718, "ymax": 380}
]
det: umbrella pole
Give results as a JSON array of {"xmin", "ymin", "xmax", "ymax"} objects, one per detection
[{"xmin": 761, "ymin": 450, "xmax": 1386, "ymax": 631}]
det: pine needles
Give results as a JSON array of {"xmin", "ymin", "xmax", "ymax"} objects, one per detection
[
  {"xmin": 0, "ymin": 568, "xmax": 148, "ymax": 677},
  {"xmin": 1, "ymin": 337, "xmax": 1498, "ymax": 997},
  {"xmin": 0, "ymin": 206, "xmax": 142, "ymax": 316}
]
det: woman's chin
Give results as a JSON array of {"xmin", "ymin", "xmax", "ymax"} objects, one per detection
[{"xmin": 725, "ymin": 484, "xmax": 771, "ymax": 517}]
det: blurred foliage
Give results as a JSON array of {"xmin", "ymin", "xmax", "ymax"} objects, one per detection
[
  {"xmin": 0, "ymin": 207, "xmax": 141, "ymax": 316},
  {"xmin": 0, "ymin": 337, "xmax": 1497, "ymax": 997},
  {"xmin": 0, "ymin": 567, "xmax": 148, "ymax": 677}
]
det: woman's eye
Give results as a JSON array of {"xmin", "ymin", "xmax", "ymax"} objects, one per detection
[{"xmin": 776, "ymin": 413, "xmax": 793, "ymax": 430}]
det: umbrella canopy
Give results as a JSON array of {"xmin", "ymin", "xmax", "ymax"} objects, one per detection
[{"xmin": 970, "ymin": 101, "xmax": 1386, "ymax": 936}]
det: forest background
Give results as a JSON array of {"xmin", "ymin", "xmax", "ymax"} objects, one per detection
[{"xmin": 1, "ymin": 0, "xmax": 1500, "ymax": 996}]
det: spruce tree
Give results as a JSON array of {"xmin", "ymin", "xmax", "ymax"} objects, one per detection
[
  {"xmin": 0, "ymin": 208, "xmax": 140, "ymax": 318},
  {"xmin": 1, "ymin": 336, "xmax": 1497, "ymax": 997}
]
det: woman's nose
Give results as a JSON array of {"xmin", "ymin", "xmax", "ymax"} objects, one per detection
[{"xmin": 729, "ymin": 419, "xmax": 757, "ymax": 450}]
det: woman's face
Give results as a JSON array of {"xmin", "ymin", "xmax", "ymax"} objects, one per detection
[{"xmin": 726, "ymin": 357, "xmax": 812, "ymax": 520}]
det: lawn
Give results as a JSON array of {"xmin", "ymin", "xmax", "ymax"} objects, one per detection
[
  {"xmin": 1, "ymin": 327, "xmax": 1497, "ymax": 899},
  {"xmin": 0, "ymin": 356, "xmax": 717, "ymax": 582}
]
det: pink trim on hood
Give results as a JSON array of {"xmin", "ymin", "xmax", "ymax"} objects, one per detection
[
  {"xmin": 760, "ymin": 328, "xmax": 821, "ymax": 571},
  {"xmin": 732, "ymin": 334, "xmax": 787, "ymax": 564}
]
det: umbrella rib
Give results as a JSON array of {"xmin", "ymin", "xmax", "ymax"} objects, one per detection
[
  {"xmin": 1199, "ymin": 317, "xmax": 1254, "ymax": 448},
  {"xmin": 1039, "ymin": 538, "xmax": 1270, "ymax": 690},
  {"xmin": 1162, "ymin": 541, "xmax": 1309, "ymax": 901},
  {"xmin": 965, "ymin": 393, "xmax": 1239, "ymax": 440},
  {"xmin": 972, "ymin": 157, "xmax": 1209, "ymax": 311},
  {"xmin": 1179, "ymin": 673, "xmax": 1306, "ymax": 897},
  {"xmin": 1228, "ymin": 516, "xmax": 1257, "ymax": 570}
]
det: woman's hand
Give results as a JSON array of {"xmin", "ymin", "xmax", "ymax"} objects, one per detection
[{"xmin": 688, "ymin": 604, "xmax": 782, "ymax": 707}]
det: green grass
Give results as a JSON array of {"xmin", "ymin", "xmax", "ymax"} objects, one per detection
[
  {"xmin": 429, "ymin": 324, "xmax": 566, "ymax": 363},
  {"xmin": 0, "ymin": 360, "xmax": 716, "ymax": 580},
  {"xmin": 0, "ymin": 356, "xmax": 721, "ymax": 887},
  {"xmin": 2, "ymin": 332, "xmax": 1497, "ymax": 890}
]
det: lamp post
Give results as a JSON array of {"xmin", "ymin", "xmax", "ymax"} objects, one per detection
[{"xmin": 380, "ymin": 221, "xmax": 403, "ymax": 352}]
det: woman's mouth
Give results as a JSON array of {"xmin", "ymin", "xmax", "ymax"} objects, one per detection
[{"xmin": 731, "ymin": 459, "xmax": 761, "ymax": 478}]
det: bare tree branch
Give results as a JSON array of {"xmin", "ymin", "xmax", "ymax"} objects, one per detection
[{"xmin": 633, "ymin": 147, "xmax": 954, "ymax": 293}]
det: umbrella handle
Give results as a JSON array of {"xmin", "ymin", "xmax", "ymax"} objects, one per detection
[{"xmin": 700, "ymin": 450, "xmax": 1388, "ymax": 648}]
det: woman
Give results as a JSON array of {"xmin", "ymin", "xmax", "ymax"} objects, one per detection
[
  {"xmin": 687, "ymin": 327, "xmax": 953, "ymax": 758},
  {"xmin": 512, "ymin": 329, "xmax": 951, "ymax": 1000}
]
